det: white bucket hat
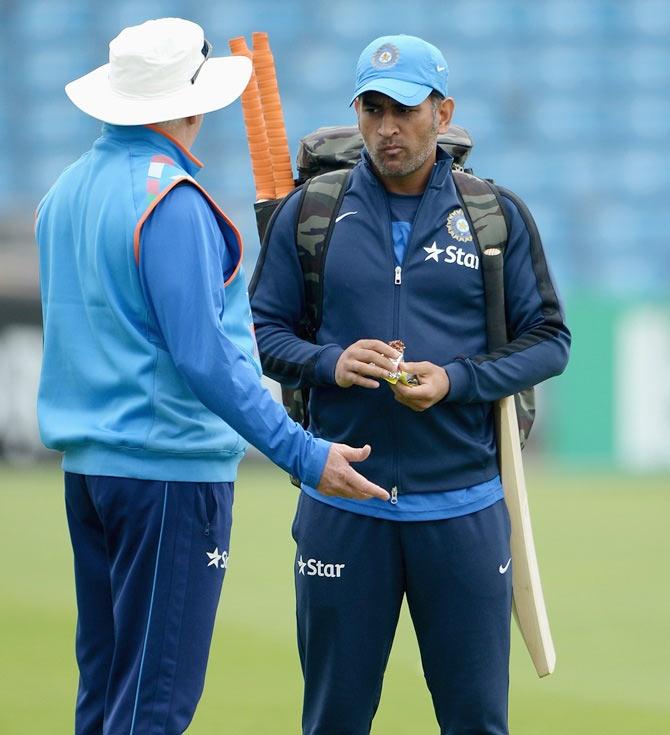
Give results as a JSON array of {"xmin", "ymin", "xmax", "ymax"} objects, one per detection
[{"xmin": 65, "ymin": 18, "xmax": 252, "ymax": 125}]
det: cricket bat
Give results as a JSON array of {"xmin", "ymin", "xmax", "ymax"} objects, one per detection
[{"xmin": 496, "ymin": 393, "xmax": 556, "ymax": 677}]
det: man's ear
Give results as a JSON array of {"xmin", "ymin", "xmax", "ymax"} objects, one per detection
[{"xmin": 438, "ymin": 97, "xmax": 455, "ymax": 133}]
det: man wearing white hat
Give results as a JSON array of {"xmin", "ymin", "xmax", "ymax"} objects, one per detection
[{"xmin": 35, "ymin": 18, "xmax": 389, "ymax": 735}]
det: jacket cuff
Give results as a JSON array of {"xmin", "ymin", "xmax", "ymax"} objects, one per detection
[
  {"xmin": 301, "ymin": 437, "xmax": 331, "ymax": 489},
  {"xmin": 313, "ymin": 344, "xmax": 344, "ymax": 385},
  {"xmin": 442, "ymin": 360, "xmax": 472, "ymax": 403}
]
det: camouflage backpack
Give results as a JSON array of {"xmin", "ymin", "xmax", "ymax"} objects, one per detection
[{"xmin": 251, "ymin": 125, "xmax": 536, "ymax": 475}]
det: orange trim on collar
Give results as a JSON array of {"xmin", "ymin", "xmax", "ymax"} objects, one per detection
[{"xmin": 145, "ymin": 124, "xmax": 204, "ymax": 168}]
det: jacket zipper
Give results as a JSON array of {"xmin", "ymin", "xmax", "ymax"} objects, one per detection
[
  {"xmin": 386, "ymin": 173, "xmax": 434, "ymax": 503},
  {"xmin": 380, "ymin": 193, "xmax": 402, "ymax": 499},
  {"xmin": 392, "ymin": 264, "xmax": 401, "ymax": 501}
]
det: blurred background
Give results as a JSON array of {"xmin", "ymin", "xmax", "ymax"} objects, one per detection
[{"xmin": 0, "ymin": 1, "xmax": 668, "ymax": 733}]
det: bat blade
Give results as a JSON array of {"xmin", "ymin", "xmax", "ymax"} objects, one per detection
[{"xmin": 496, "ymin": 394, "xmax": 556, "ymax": 677}]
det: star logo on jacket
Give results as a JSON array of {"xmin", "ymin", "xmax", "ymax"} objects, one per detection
[
  {"xmin": 206, "ymin": 547, "xmax": 229, "ymax": 569},
  {"xmin": 423, "ymin": 240, "xmax": 480, "ymax": 271},
  {"xmin": 446, "ymin": 208, "xmax": 473, "ymax": 243},
  {"xmin": 423, "ymin": 241, "xmax": 444, "ymax": 262}
]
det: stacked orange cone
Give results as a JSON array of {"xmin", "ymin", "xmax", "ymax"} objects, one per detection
[
  {"xmin": 228, "ymin": 36, "xmax": 276, "ymax": 201},
  {"xmin": 251, "ymin": 32, "xmax": 295, "ymax": 197},
  {"xmin": 229, "ymin": 32, "xmax": 295, "ymax": 202}
]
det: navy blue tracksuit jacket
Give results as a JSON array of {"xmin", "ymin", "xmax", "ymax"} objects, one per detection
[{"xmin": 250, "ymin": 148, "xmax": 571, "ymax": 496}]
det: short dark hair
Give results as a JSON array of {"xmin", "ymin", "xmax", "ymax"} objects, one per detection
[{"xmin": 429, "ymin": 90, "xmax": 445, "ymax": 110}]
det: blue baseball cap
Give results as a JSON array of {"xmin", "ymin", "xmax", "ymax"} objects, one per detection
[{"xmin": 350, "ymin": 34, "xmax": 448, "ymax": 106}]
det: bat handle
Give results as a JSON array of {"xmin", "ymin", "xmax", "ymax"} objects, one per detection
[{"xmin": 482, "ymin": 247, "xmax": 507, "ymax": 351}]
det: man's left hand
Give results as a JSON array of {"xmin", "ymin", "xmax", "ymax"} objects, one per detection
[{"xmin": 389, "ymin": 361, "xmax": 450, "ymax": 411}]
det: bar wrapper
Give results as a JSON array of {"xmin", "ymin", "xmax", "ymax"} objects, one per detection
[{"xmin": 383, "ymin": 340, "xmax": 419, "ymax": 386}]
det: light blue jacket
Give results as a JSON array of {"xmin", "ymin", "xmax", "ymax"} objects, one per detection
[{"xmin": 36, "ymin": 124, "xmax": 329, "ymax": 484}]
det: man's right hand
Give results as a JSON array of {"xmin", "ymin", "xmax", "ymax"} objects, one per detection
[
  {"xmin": 317, "ymin": 444, "xmax": 390, "ymax": 501},
  {"xmin": 335, "ymin": 339, "xmax": 401, "ymax": 389}
]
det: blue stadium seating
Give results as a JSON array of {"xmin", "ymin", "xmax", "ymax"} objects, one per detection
[{"xmin": 1, "ymin": 0, "xmax": 667, "ymax": 295}]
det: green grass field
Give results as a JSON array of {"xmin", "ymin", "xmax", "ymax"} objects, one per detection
[{"xmin": 1, "ymin": 460, "xmax": 669, "ymax": 734}]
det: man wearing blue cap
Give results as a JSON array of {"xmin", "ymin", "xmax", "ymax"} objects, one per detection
[{"xmin": 251, "ymin": 34, "xmax": 570, "ymax": 734}]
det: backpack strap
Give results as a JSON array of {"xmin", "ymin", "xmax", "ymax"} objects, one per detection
[
  {"xmin": 452, "ymin": 171, "xmax": 508, "ymax": 251},
  {"xmin": 271, "ymin": 168, "xmax": 351, "ymax": 487},
  {"xmin": 453, "ymin": 170, "xmax": 508, "ymax": 351},
  {"xmin": 453, "ymin": 170, "xmax": 535, "ymax": 449},
  {"xmin": 295, "ymin": 169, "xmax": 351, "ymax": 340}
]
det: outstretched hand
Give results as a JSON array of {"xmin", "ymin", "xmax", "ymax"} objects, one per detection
[
  {"xmin": 389, "ymin": 361, "xmax": 450, "ymax": 411},
  {"xmin": 317, "ymin": 443, "xmax": 390, "ymax": 501}
]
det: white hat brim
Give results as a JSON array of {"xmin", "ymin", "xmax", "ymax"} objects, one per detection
[{"xmin": 65, "ymin": 55, "xmax": 252, "ymax": 125}]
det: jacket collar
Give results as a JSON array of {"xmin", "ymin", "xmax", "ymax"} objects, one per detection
[{"xmin": 101, "ymin": 123, "xmax": 203, "ymax": 177}]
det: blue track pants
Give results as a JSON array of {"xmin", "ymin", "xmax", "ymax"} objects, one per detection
[
  {"xmin": 64, "ymin": 473, "xmax": 233, "ymax": 735},
  {"xmin": 292, "ymin": 493, "xmax": 512, "ymax": 735}
]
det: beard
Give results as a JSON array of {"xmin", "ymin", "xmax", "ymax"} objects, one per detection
[{"xmin": 367, "ymin": 114, "xmax": 440, "ymax": 178}]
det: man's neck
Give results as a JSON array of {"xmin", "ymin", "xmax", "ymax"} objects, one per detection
[{"xmin": 150, "ymin": 116, "xmax": 202, "ymax": 151}]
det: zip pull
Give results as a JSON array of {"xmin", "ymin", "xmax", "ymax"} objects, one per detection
[
  {"xmin": 390, "ymin": 486, "xmax": 398, "ymax": 504},
  {"xmin": 394, "ymin": 266, "xmax": 402, "ymax": 285}
]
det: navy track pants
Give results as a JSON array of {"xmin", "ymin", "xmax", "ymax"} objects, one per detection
[
  {"xmin": 64, "ymin": 473, "xmax": 233, "ymax": 735},
  {"xmin": 292, "ymin": 493, "xmax": 513, "ymax": 735}
]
